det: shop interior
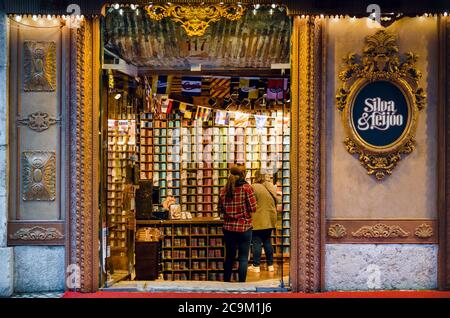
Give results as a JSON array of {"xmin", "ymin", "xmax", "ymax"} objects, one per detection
[{"xmin": 100, "ymin": 4, "xmax": 291, "ymax": 289}]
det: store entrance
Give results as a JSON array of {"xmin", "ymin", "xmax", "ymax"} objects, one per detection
[{"xmin": 99, "ymin": 3, "xmax": 291, "ymax": 291}]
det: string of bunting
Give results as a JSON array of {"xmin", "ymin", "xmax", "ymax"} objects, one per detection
[
  {"xmin": 149, "ymin": 75, "xmax": 289, "ymax": 101},
  {"xmin": 157, "ymin": 96, "xmax": 289, "ymax": 130}
]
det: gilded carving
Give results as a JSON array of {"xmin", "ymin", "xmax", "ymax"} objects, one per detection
[
  {"xmin": 9, "ymin": 226, "xmax": 64, "ymax": 241},
  {"xmin": 336, "ymin": 30, "xmax": 426, "ymax": 180},
  {"xmin": 414, "ymin": 224, "xmax": 433, "ymax": 239},
  {"xmin": 23, "ymin": 41, "xmax": 56, "ymax": 91},
  {"xmin": 146, "ymin": 4, "xmax": 245, "ymax": 37},
  {"xmin": 352, "ymin": 223, "xmax": 410, "ymax": 238},
  {"xmin": 22, "ymin": 151, "xmax": 56, "ymax": 201},
  {"xmin": 17, "ymin": 112, "xmax": 60, "ymax": 132},
  {"xmin": 328, "ymin": 224, "xmax": 347, "ymax": 239}
]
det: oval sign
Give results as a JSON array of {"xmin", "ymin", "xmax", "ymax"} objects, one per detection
[{"xmin": 351, "ymin": 80, "xmax": 409, "ymax": 148}]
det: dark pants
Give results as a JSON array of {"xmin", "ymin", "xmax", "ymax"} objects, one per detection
[
  {"xmin": 251, "ymin": 228, "xmax": 274, "ymax": 267},
  {"xmin": 223, "ymin": 229, "xmax": 252, "ymax": 282}
]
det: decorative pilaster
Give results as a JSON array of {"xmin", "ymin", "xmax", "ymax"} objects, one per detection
[
  {"xmin": 68, "ymin": 18, "xmax": 100, "ymax": 293},
  {"xmin": 290, "ymin": 16, "xmax": 324, "ymax": 293}
]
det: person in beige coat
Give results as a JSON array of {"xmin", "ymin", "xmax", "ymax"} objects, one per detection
[{"xmin": 248, "ymin": 171, "xmax": 278, "ymax": 273}]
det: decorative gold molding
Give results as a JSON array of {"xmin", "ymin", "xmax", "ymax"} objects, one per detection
[
  {"xmin": 17, "ymin": 112, "xmax": 60, "ymax": 132},
  {"xmin": 9, "ymin": 226, "xmax": 64, "ymax": 241},
  {"xmin": 352, "ymin": 223, "xmax": 410, "ymax": 238},
  {"xmin": 336, "ymin": 30, "xmax": 426, "ymax": 180},
  {"xmin": 23, "ymin": 41, "xmax": 56, "ymax": 91},
  {"xmin": 327, "ymin": 224, "xmax": 347, "ymax": 238},
  {"xmin": 22, "ymin": 151, "xmax": 56, "ymax": 201},
  {"xmin": 290, "ymin": 17, "xmax": 323, "ymax": 293},
  {"xmin": 146, "ymin": 4, "xmax": 245, "ymax": 36},
  {"xmin": 415, "ymin": 223, "xmax": 433, "ymax": 239}
]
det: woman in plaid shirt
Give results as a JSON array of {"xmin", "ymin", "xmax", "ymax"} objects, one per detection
[{"xmin": 219, "ymin": 164, "xmax": 257, "ymax": 282}]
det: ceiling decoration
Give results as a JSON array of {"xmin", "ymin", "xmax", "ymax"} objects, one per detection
[
  {"xmin": 104, "ymin": 6, "xmax": 290, "ymax": 70},
  {"xmin": 145, "ymin": 4, "xmax": 246, "ymax": 37}
]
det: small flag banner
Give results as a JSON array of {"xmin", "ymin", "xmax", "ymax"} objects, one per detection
[
  {"xmin": 171, "ymin": 76, "xmax": 182, "ymax": 94},
  {"xmin": 210, "ymin": 77, "xmax": 231, "ymax": 98},
  {"xmin": 267, "ymin": 78, "xmax": 289, "ymax": 100},
  {"xmin": 161, "ymin": 98, "xmax": 170, "ymax": 113},
  {"xmin": 182, "ymin": 76, "xmax": 202, "ymax": 96},
  {"xmin": 183, "ymin": 104, "xmax": 195, "ymax": 119},
  {"xmin": 215, "ymin": 110, "xmax": 230, "ymax": 126},
  {"xmin": 201, "ymin": 77, "xmax": 212, "ymax": 96},
  {"xmin": 255, "ymin": 115, "xmax": 268, "ymax": 132},
  {"xmin": 239, "ymin": 77, "xmax": 260, "ymax": 100},
  {"xmin": 152, "ymin": 75, "xmax": 172, "ymax": 95},
  {"xmin": 195, "ymin": 106, "xmax": 212, "ymax": 121},
  {"xmin": 233, "ymin": 112, "xmax": 250, "ymax": 127}
]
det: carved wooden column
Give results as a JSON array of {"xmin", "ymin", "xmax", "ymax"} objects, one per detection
[
  {"xmin": 440, "ymin": 15, "xmax": 450, "ymax": 290},
  {"xmin": 67, "ymin": 18, "xmax": 101, "ymax": 293},
  {"xmin": 290, "ymin": 16, "xmax": 324, "ymax": 292}
]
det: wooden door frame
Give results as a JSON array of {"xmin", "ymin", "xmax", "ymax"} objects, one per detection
[
  {"xmin": 68, "ymin": 13, "xmax": 328, "ymax": 293},
  {"xmin": 439, "ymin": 15, "xmax": 450, "ymax": 291}
]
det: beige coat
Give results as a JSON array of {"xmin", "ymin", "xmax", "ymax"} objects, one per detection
[{"xmin": 251, "ymin": 182, "xmax": 278, "ymax": 230}]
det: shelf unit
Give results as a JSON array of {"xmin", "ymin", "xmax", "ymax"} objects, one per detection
[
  {"xmin": 137, "ymin": 109, "xmax": 291, "ymax": 260},
  {"xmin": 107, "ymin": 119, "xmax": 136, "ymax": 270},
  {"xmin": 137, "ymin": 219, "xmax": 240, "ymax": 281}
]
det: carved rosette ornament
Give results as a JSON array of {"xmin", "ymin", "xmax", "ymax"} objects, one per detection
[
  {"xmin": 327, "ymin": 224, "xmax": 347, "ymax": 239},
  {"xmin": 351, "ymin": 223, "xmax": 410, "ymax": 238},
  {"xmin": 146, "ymin": 4, "xmax": 245, "ymax": 37},
  {"xmin": 414, "ymin": 224, "xmax": 433, "ymax": 239},
  {"xmin": 22, "ymin": 151, "xmax": 56, "ymax": 201},
  {"xmin": 336, "ymin": 30, "xmax": 426, "ymax": 180},
  {"xmin": 17, "ymin": 112, "xmax": 60, "ymax": 132},
  {"xmin": 9, "ymin": 226, "xmax": 64, "ymax": 241},
  {"xmin": 23, "ymin": 41, "xmax": 56, "ymax": 91}
]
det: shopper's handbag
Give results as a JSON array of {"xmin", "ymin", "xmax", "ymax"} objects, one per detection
[{"xmin": 263, "ymin": 183, "xmax": 278, "ymax": 207}]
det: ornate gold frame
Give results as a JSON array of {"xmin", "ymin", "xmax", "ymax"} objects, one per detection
[
  {"xmin": 145, "ymin": 4, "xmax": 245, "ymax": 37},
  {"xmin": 336, "ymin": 30, "xmax": 426, "ymax": 180}
]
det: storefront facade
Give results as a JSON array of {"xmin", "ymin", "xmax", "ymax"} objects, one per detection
[{"xmin": 0, "ymin": 0, "xmax": 450, "ymax": 296}]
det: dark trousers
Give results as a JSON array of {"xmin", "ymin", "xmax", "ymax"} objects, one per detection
[
  {"xmin": 251, "ymin": 228, "xmax": 274, "ymax": 266},
  {"xmin": 223, "ymin": 229, "xmax": 252, "ymax": 282}
]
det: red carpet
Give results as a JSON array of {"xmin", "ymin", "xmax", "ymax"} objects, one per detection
[{"xmin": 63, "ymin": 291, "xmax": 450, "ymax": 298}]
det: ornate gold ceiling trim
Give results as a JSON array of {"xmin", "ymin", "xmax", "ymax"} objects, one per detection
[{"xmin": 145, "ymin": 4, "xmax": 246, "ymax": 37}]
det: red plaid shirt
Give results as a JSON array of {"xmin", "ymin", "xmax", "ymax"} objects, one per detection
[{"xmin": 219, "ymin": 182, "xmax": 257, "ymax": 232}]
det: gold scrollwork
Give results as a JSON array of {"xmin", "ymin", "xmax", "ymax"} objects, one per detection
[
  {"xmin": 23, "ymin": 41, "xmax": 56, "ymax": 91},
  {"xmin": 146, "ymin": 4, "xmax": 245, "ymax": 37},
  {"xmin": 351, "ymin": 223, "xmax": 410, "ymax": 238},
  {"xmin": 9, "ymin": 226, "xmax": 64, "ymax": 241},
  {"xmin": 17, "ymin": 112, "xmax": 60, "ymax": 132},
  {"xmin": 336, "ymin": 30, "xmax": 426, "ymax": 180},
  {"xmin": 22, "ymin": 151, "xmax": 56, "ymax": 201},
  {"xmin": 414, "ymin": 224, "xmax": 433, "ymax": 239},
  {"xmin": 327, "ymin": 224, "xmax": 347, "ymax": 238}
]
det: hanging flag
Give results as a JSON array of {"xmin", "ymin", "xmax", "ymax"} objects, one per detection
[
  {"xmin": 233, "ymin": 112, "xmax": 250, "ymax": 127},
  {"xmin": 210, "ymin": 77, "xmax": 231, "ymax": 98},
  {"xmin": 267, "ymin": 78, "xmax": 289, "ymax": 100},
  {"xmin": 161, "ymin": 98, "xmax": 170, "ymax": 113},
  {"xmin": 171, "ymin": 76, "xmax": 182, "ymax": 94},
  {"xmin": 215, "ymin": 110, "xmax": 230, "ymax": 126},
  {"xmin": 179, "ymin": 102, "xmax": 188, "ymax": 113},
  {"xmin": 255, "ymin": 115, "xmax": 268, "ymax": 132},
  {"xmin": 196, "ymin": 106, "xmax": 212, "ymax": 121},
  {"xmin": 171, "ymin": 100, "xmax": 180, "ymax": 113},
  {"xmin": 181, "ymin": 103, "xmax": 194, "ymax": 119},
  {"xmin": 201, "ymin": 77, "xmax": 212, "ymax": 96},
  {"xmin": 152, "ymin": 75, "xmax": 173, "ymax": 95},
  {"xmin": 239, "ymin": 77, "xmax": 260, "ymax": 100},
  {"xmin": 182, "ymin": 76, "xmax": 202, "ymax": 96}
]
